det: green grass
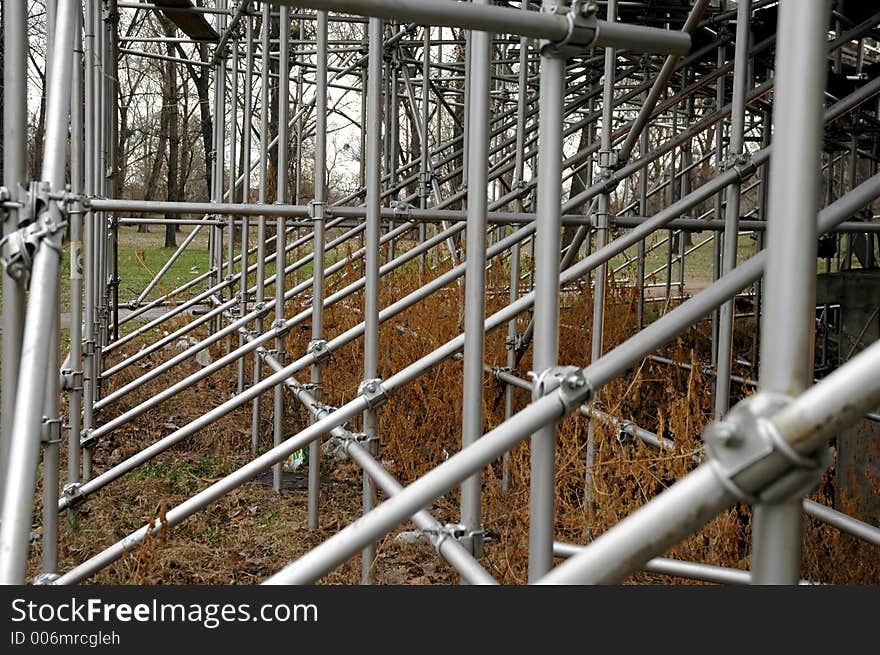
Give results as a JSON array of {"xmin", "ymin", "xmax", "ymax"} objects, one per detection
[
  {"xmin": 1, "ymin": 221, "xmax": 860, "ymax": 327},
  {"xmin": 130, "ymin": 454, "xmax": 234, "ymax": 494}
]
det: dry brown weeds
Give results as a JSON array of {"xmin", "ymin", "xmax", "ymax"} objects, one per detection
[{"xmin": 28, "ymin": 250, "xmax": 879, "ymax": 584}]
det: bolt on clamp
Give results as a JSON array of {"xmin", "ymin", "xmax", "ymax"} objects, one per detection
[
  {"xmin": 391, "ymin": 199, "xmax": 411, "ymax": 220},
  {"xmin": 423, "ymin": 523, "xmax": 486, "ymax": 560},
  {"xmin": 591, "ymin": 211, "xmax": 610, "ymax": 230},
  {"xmin": 308, "ymin": 199, "xmax": 326, "ymax": 221},
  {"xmin": 340, "ymin": 431, "xmax": 379, "ymax": 457},
  {"xmin": 33, "ymin": 573, "xmax": 60, "ymax": 586},
  {"xmin": 541, "ymin": 0, "xmax": 599, "ymax": 58},
  {"xmin": 512, "ymin": 332, "xmax": 531, "ymax": 353},
  {"xmin": 271, "ymin": 320, "xmax": 290, "ymax": 339},
  {"xmin": 61, "ymin": 482, "xmax": 84, "ymax": 508},
  {"xmin": 530, "ymin": 365, "xmax": 592, "ymax": 414},
  {"xmin": 0, "ymin": 182, "xmax": 67, "ymax": 278},
  {"xmin": 492, "ymin": 366, "xmax": 513, "ymax": 383},
  {"xmin": 60, "ymin": 368, "xmax": 84, "ymax": 392},
  {"xmin": 703, "ymin": 392, "xmax": 832, "ymax": 505},
  {"xmin": 720, "ymin": 153, "xmax": 757, "ymax": 181},
  {"xmin": 80, "ymin": 428, "xmax": 98, "ymax": 449},
  {"xmin": 358, "ymin": 378, "xmax": 389, "ymax": 410},
  {"xmin": 310, "ymin": 400, "xmax": 338, "ymax": 418},
  {"xmin": 306, "ymin": 339, "xmax": 331, "ymax": 364},
  {"xmin": 40, "ymin": 417, "xmax": 63, "ymax": 445},
  {"xmin": 616, "ymin": 420, "xmax": 636, "ymax": 446},
  {"xmin": 597, "ymin": 149, "xmax": 619, "ymax": 171}
]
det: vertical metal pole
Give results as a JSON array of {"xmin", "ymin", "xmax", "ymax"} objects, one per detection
[
  {"xmin": 212, "ymin": 3, "xmax": 227, "ymax": 337},
  {"xmin": 751, "ymin": 108, "xmax": 771, "ymax": 380},
  {"xmin": 238, "ymin": 15, "xmax": 254, "ymax": 395},
  {"xmin": 504, "ymin": 2, "xmax": 529, "ymax": 494},
  {"xmin": 41, "ymin": 314, "xmax": 60, "ymax": 576},
  {"xmin": 252, "ymin": 2, "xmax": 271, "ymax": 456},
  {"xmin": 387, "ymin": 48, "xmax": 399, "ymax": 264},
  {"xmin": 227, "ymin": 33, "xmax": 239, "ymax": 358},
  {"xmin": 106, "ymin": 0, "xmax": 119, "ymax": 343},
  {"xmin": 585, "ymin": 0, "xmax": 617, "ymax": 506},
  {"xmin": 714, "ymin": 0, "xmax": 751, "ymax": 418},
  {"xmin": 273, "ymin": 5, "xmax": 290, "ymax": 494},
  {"xmin": 0, "ymin": 0, "xmax": 29, "ymax": 504},
  {"xmin": 751, "ymin": 0, "xmax": 829, "ymax": 585},
  {"xmin": 710, "ymin": 44, "xmax": 725, "ymax": 368},
  {"xmin": 41, "ymin": 0, "xmax": 61, "ymax": 577},
  {"xmin": 307, "ymin": 10, "xmax": 328, "ymax": 531},
  {"xmin": 0, "ymin": 0, "xmax": 76, "ymax": 584},
  {"xmin": 418, "ymin": 26, "xmax": 430, "ymax": 276},
  {"xmin": 636, "ymin": 56, "xmax": 649, "ymax": 330},
  {"xmin": 294, "ymin": 22, "xmax": 303, "ymax": 205},
  {"xmin": 528, "ymin": 0, "xmax": 568, "ymax": 582},
  {"xmin": 678, "ymin": 68, "xmax": 692, "ymax": 293},
  {"xmin": 460, "ymin": 3, "xmax": 492, "ymax": 562},
  {"xmin": 95, "ymin": 2, "xmax": 107, "ymax": 359},
  {"xmin": 81, "ymin": 1, "xmax": 96, "ymax": 482},
  {"xmin": 67, "ymin": 12, "xmax": 85, "ymax": 490},
  {"xmin": 362, "ymin": 17, "xmax": 383, "ymax": 584}
]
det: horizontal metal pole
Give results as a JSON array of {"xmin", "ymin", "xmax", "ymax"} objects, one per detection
[
  {"xmin": 803, "ymin": 499, "xmax": 880, "ymax": 547},
  {"xmin": 271, "ymin": 0, "xmax": 691, "ymax": 55},
  {"xmin": 553, "ymin": 541, "xmax": 751, "ymax": 585},
  {"xmin": 89, "ymin": 198, "xmax": 311, "ymax": 218},
  {"xmin": 612, "ymin": 216, "xmax": 880, "ymax": 234},
  {"xmin": 118, "ymin": 217, "xmax": 223, "ymax": 226}
]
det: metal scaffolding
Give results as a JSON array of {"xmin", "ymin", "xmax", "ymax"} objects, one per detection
[{"xmin": 1, "ymin": 0, "xmax": 879, "ymax": 586}]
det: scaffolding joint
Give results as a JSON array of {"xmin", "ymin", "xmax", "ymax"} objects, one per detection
[
  {"xmin": 541, "ymin": 0, "xmax": 599, "ymax": 58},
  {"xmin": 61, "ymin": 482, "xmax": 84, "ymax": 508},
  {"xmin": 0, "ymin": 181, "xmax": 67, "ymax": 280},
  {"xmin": 391, "ymin": 199, "xmax": 411, "ymax": 220},
  {"xmin": 424, "ymin": 523, "xmax": 486, "ymax": 560},
  {"xmin": 272, "ymin": 320, "xmax": 290, "ymax": 339},
  {"xmin": 308, "ymin": 200, "xmax": 326, "ymax": 221},
  {"xmin": 598, "ymin": 148, "xmax": 619, "ymax": 171},
  {"xmin": 60, "ymin": 368, "xmax": 84, "ymax": 392},
  {"xmin": 721, "ymin": 153, "xmax": 757, "ymax": 182},
  {"xmin": 80, "ymin": 428, "xmax": 98, "ymax": 449},
  {"xmin": 508, "ymin": 332, "xmax": 530, "ymax": 353},
  {"xmin": 616, "ymin": 419, "xmax": 636, "ymax": 446},
  {"xmin": 340, "ymin": 431, "xmax": 379, "ymax": 457},
  {"xmin": 492, "ymin": 366, "xmax": 513, "ymax": 383},
  {"xmin": 40, "ymin": 417, "xmax": 63, "ymax": 445},
  {"xmin": 307, "ymin": 339, "xmax": 331, "ymax": 364},
  {"xmin": 704, "ymin": 392, "xmax": 831, "ymax": 505},
  {"xmin": 359, "ymin": 378, "xmax": 389, "ymax": 410},
  {"xmin": 531, "ymin": 365, "xmax": 593, "ymax": 414},
  {"xmin": 33, "ymin": 573, "xmax": 60, "ymax": 586}
]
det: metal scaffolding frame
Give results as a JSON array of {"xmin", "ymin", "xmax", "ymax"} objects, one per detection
[{"xmin": 1, "ymin": 0, "xmax": 879, "ymax": 586}]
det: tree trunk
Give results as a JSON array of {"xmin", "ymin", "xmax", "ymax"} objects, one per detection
[
  {"xmin": 162, "ymin": 16, "xmax": 179, "ymax": 248},
  {"xmin": 563, "ymin": 122, "xmax": 593, "ymax": 252}
]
